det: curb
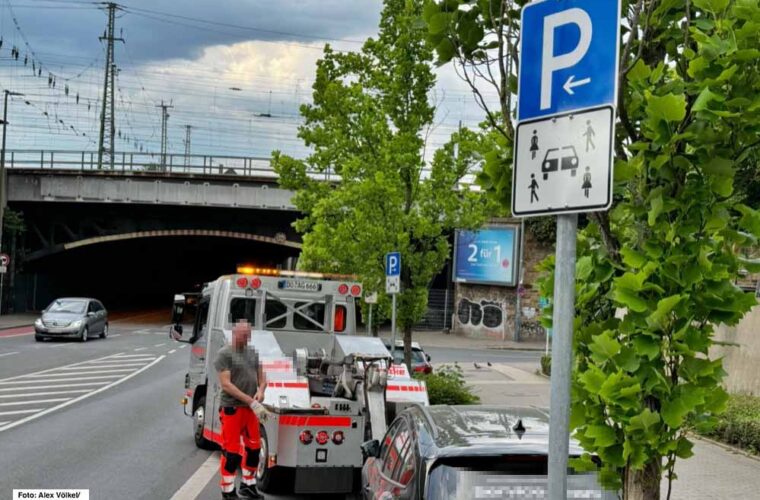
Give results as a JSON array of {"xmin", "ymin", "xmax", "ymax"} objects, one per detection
[
  {"xmin": 690, "ymin": 433, "xmax": 760, "ymax": 463},
  {"xmin": 487, "ymin": 345, "xmax": 546, "ymax": 352},
  {"xmin": 0, "ymin": 322, "xmax": 34, "ymax": 331}
]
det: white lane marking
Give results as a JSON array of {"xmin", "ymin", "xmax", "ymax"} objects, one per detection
[
  {"xmin": 110, "ymin": 334, "xmax": 121, "ymax": 337},
  {"xmin": 0, "ymin": 375, "xmax": 124, "ymax": 385},
  {"xmin": 0, "ymin": 355, "xmax": 166, "ymax": 433},
  {"xmin": 47, "ymin": 344, "xmax": 75, "ymax": 348},
  {"xmin": 179, "ymin": 344, "xmax": 187, "ymax": 349},
  {"xmin": 0, "ymin": 389, "xmax": 91, "ymax": 398},
  {"xmin": 110, "ymin": 354, "xmax": 157, "ymax": 359},
  {"xmin": 168, "ymin": 349, "xmax": 176, "ymax": 354},
  {"xmin": 61, "ymin": 366, "xmax": 147, "ymax": 370},
  {"xmin": 154, "ymin": 343, "xmax": 166, "ymax": 347},
  {"xmin": 134, "ymin": 347, "xmax": 147, "ymax": 351},
  {"xmin": 0, "ymin": 352, "xmax": 19, "ymax": 358},
  {"xmin": 29, "ymin": 369, "xmax": 135, "ymax": 377},
  {"xmin": 169, "ymin": 453, "xmax": 219, "ymax": 500},
  {"xmin": 0, "ymin": 382, "xmax": 109, "ymax": 392},
  {"xmin": 0, "ymin": 352, "xmax": 127, "ymax": 382},
  {"xmin": 0, "ymin": 398, "xmax": 71, "ymax": 407},
  {"xmin": 0, "ymin": 421, "xmax": 8, "ymax": 426},
  {"xmin": 0, "ymin": 409, "xmax": 42, "ymax": 416}
]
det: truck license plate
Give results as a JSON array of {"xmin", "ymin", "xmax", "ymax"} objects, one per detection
[{"xmin": 278, "ymin": 280, "xmax": 321, "ymax": 292}]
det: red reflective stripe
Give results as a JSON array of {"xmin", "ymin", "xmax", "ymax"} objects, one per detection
[
  {"xmin": 203, "ymin": 428, "xmax": 223, "ymax": 444},
  {"xmin": 386, "ymin": 385, "xmax": 426, "ymax": 392},
  {"xmin": 263, "ymin": 361, "xmax": 292, "ymax": 367},
  {"xmin": 191, "ymin": 346, "xmax": 205, "ymax": 355},
  {"xmin": 267, "ymin": 382, "xmax": 308, "ymax": 388},
  {"xmin": 279, "ymin": 415, "xmax": 351, "ymax": 427},
  {"xmin": 185, "ymin": 389, "xmax": 193, "ymax": 397}
]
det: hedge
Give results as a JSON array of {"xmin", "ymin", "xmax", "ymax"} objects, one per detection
[
  {"xmin": 700, "ymin": 394, "xmax": 760, "ymax": 455},
  {"xmin": 414, "ymin": 365, "xmax": 480, "ymax": 405}
]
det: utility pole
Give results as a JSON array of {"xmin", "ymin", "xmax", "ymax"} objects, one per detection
[
  {"xmin": 183, "ymin": 125, "xmax": 192, "ymax": 170},
  {"xmin": 97, "ymin": 2, "xmax": 124, "ymax": 170},
  {"xmin": 157, "ymin": 101, "xmax": 173, "ymax": 172},
  {"xmin": 0, "ymin": 90, "xmax": 23, "ymax": 316}
]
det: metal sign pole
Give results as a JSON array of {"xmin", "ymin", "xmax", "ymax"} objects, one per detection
[
  {"xmin": 368, "ymin": 304, "xmax": 373, "ymax": 336},
  {"xmin": 547, "ymin": 213, "xmax": 578, "ymax": 499},
  {"xmin": 390, "ymin": 294, "xmax": 397, "ymax": 359}
]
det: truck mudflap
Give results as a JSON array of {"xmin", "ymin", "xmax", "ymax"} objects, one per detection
[{"xmin": 203, "ymin": 427, "xmax": 223, "ymax": 446}]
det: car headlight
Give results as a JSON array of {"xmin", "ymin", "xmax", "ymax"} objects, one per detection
[
  {"xmin": 70, "ymin": 320, "xmax": 83, "ymax": 328},
  {"xmin": 34, "ymin": 318, "xmax": 44, "ymax": 328}
]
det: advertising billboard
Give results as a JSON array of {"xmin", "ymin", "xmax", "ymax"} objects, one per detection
[{"xmin": 454, "ymin": 226, "xmax": 519, "ymax": 286}]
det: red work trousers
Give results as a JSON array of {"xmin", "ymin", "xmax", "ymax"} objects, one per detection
[{"xmin": 218, "ymin": 406, "xmax": 261, "ymax": 493}]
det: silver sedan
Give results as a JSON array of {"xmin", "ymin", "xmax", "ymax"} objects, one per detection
[{"xmin": 34, "ymin": 297, "xmax": 109, "ymax": 342}]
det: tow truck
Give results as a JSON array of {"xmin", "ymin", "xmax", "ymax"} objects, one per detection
[{"xmin": 171, "ymin": 267, "xmax": 428, "ymax": 495}]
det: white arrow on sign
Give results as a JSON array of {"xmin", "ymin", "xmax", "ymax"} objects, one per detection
[{"xmin": 563, "ymin": 75, "xmax": 591, "ymax": 95}]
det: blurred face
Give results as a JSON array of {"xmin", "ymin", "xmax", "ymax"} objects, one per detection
[{"xmin": 232, "ymin": 320, "xmax": 251, "ymax": 350}]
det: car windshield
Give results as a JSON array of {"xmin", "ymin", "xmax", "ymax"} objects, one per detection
[
  {"xmin": 46, "ymin": 300, "xmax": 87, "ymax": 314},
  {"xmin": 389, "ymin": 348, "xmax": 426, "ymax": 364},
  {"xmin": 426, "ymin": 456, "xmax": 615, "ymax": 500}
]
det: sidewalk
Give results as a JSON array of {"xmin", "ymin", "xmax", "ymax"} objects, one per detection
[
  {"xmin": 385, "ymin": 329, "xmax": 545, "ymax": 351},
  {"xmin": 0, "ymin": 312, "xmax": 37, "ymax": 330},
  {"xmin": 462, "ymin": 361, "xmax": 760, "ymax": 499}
]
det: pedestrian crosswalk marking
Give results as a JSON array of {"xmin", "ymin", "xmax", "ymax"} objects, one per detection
[
  {"xmin": 0, "ymin": 389, "xmax": 90, "ymax": 398},
  {"xmin": 0, "ymin": 353, "xmax": 165, "ymax": 433}
]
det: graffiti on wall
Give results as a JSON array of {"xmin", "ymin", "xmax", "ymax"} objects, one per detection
[{"xmin": 457, "ymin": 298, "xmax": 505, "ymax": 329}]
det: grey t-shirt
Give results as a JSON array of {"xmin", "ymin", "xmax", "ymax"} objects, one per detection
[{"xmin": 214, "ymin": 345, "xmax": 259, "ymax": 407}]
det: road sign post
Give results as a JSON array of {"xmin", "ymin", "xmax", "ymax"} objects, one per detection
[
  {"xmin": 512, "ymin": 0, "xmax": 621, "ymax": 497},
  {"xmin": 385, "ymin": 252, "xmax": 401, "ymax": 359},
  {"xmin": 0, "ymin": 253, "xmax": 8, "ymax": 317},
  {"xmin": 365, "ymin": 292, "xmax": 378, "ymax": 336}
]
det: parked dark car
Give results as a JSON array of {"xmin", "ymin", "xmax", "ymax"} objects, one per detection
[
  {"xmin": 34, "ymin": 297, "xmax": 109, "ymax": 342},
  {"xmin": 361, "ymin": 405, "xmax": 614, "ymax": 500},
  {"xmin": 383, "ymin": 340, "xmax": 433, "ymax": 374}
]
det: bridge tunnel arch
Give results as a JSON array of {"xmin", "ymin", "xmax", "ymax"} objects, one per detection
[{"xmin": 17, "ymin": 230, "xmax": 300, "ymax": 313}]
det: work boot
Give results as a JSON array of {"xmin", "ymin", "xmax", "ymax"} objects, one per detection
[
  {"xmin": 221, "ymin": 489, "xmax": 241, "ymax": 499},
  {"xmin": 237, "ymin": 483, "xmax": 262, "ymax": 499}
]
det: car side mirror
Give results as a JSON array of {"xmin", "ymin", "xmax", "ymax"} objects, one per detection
[
  {"xmin": 426, "ymin": 354, "xmax": 431, "ymax": 362},
  {"xmin": 170, "ymin": 324, "xmax": 188, "ymax": 343},
  {"xmin": 361, "ymin": 439, "xmax": 381, "ymax": 459},
  {"xmin": 87, "ymin": 311, "xmax": 96, "ymax": 317}
]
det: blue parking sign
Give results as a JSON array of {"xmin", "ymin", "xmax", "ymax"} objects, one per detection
[
  {"xmin": 518, "ymin": 0, "xmax": 621, "ymax": 121},
  {"xmin": 385, "ymin": 252, "xmax": 401, "ymax": 277}
]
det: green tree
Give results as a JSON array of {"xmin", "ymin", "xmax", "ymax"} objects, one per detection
[
  {"xmin": 273, "ymin": 0, "xmax": 493, "ymax": 368},
  {"xmin": 425, "ymin": 0, "xmax": 760, "ymax": 498}
]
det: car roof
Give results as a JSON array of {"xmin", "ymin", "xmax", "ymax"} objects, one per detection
[
  {"xmin": 408, "ymin": 405, "xmax": 586, "ymax": 458},
  {"xmin": 383, "ymin": 339, "xmax": 423, "ymax": 350},
  {"xmin": 51, "ymin": 297, "xmax": 95, "ymax": 302}
]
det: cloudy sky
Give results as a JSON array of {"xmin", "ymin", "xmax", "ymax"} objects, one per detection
[{"xmin": 0, "ymin": 0, "xmax": 487, "ymax": 166}]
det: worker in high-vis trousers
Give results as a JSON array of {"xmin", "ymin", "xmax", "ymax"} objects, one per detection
[{"xmin": 214, "ymin": 320, "xmax": 268, "ymax": 499}]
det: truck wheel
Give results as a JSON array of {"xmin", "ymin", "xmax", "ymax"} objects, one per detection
[
  {"xmin": 193, "ymin": 396, "xmax": 216, "ymax": 450},
  {"xmin": 256, "ymin": 425, "xmax": 273, "ymax": 492}
]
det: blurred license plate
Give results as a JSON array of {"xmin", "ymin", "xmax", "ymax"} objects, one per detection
[{"xmin": 278, "ymin": 280, "xmax": 321, "ymax": 292}]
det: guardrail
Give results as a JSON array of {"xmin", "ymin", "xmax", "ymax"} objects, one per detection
[{"xmin": 3, "ymin": 150, "xmax": 334, "ymax": 180}]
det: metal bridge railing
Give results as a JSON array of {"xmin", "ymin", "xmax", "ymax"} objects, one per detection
[{"xmin": 4, "ymin": 150, "xmax": 336, "ymax": 180}]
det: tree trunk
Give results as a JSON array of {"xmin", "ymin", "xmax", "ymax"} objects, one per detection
[
  {"xmin": 403, "ymin": 324, "xmax": 413, "ymax": 372},
  {"xmin": 625, "ymin": 460, "xmax": 661, "ymax": 500}
]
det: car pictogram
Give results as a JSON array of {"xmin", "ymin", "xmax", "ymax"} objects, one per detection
[{"xmin": 542, "ymin": 145, "xmax": 579, "ymax": 180}]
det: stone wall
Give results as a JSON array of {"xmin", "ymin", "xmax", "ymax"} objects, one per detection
[
  {"xmin": 453, "ymin": 219, "xmax": 553, "ymax": 341},
  {"xmin": 711, "ymin": 303, "xmax": 760, "ymax": 395}
]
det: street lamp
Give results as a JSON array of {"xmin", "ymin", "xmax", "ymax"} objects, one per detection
[{"xmin": 0, "ymin": 90, "xmax": 23, "ymax": 316}]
